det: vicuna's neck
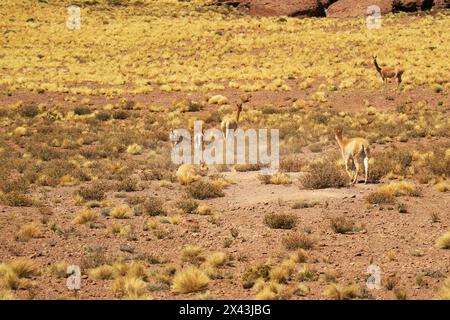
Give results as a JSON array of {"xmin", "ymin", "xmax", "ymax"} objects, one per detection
[
  {"xmin": 374, "ymin": 59, "xmax": 382, "ymax": 74},
  {"xmin": 335, "ymin": 134, "xmax": 347, "ymax": 149},
  {"xmin": 236, "ymin": 108, "xmax": 241, "ymax": 122}
]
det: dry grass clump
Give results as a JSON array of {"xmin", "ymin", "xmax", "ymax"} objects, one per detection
[
  {"xmin": 367, "ymin": 181, "xmax": 419, "ymax": 205},
  {"xmin": 73, "ymin": 208, "xmax": 98, "ymax": 224},
  {"xmin": 254, "ymin": 281, "xmax": 292, "ymax": 300},
  {"xmin": 77, "ymin": 181, "xmax": 107, "ymax": 201},
  {"xmin": 141, "ymin": 197, "xmax": 166, "ymax": 216},
  {"xmin": 290, "ymin": 249, "xmax": 308, "ymax": 263},
  {"xmin": 365, "ymin": 191, "xmax": 396, "ymax": 204},
  {"xmin": 234, "ymin": 163, "xmax": 261, "ymax": 172},
  {"xmin": 117, "ymin": 176, "xmax": 139, "ymax": 192},
  {"xmin": 187, "ymin": 180, "xmax": 224, "ymax": 200},
  {"xmin": 367, "ymin": 148, "xmax": 413, "ymax": 183},
  {"xmin": 176, "ymin": 197, "xmax": 199, "ymax": 214},
  {"xmin": 282, "ymin": 233, "xmax": 314, "ymax": 250},
  {"xmin": 48, "ymin": 261, "xmax": 68, "ymax": 278},
  {"xmin": 176, "ymin": 164, "xmax": 203, "ymax": 185},
  {"xmin": 297, "ymin": 264, "xmax": 318, "ymax": 282},
  {"xmin": 0, "ymin": 259, "xmax": 39, "ymax": 291},
  {"xmin": 378, "ymin": 181, "xmax": 419, "ymax": 197},
  {"xmin": 126, "ymin": 143, "xmax": 143, "ymax": 155},
  {"xmin": 1, "ymin": 191, "xmax": 34, "ymax": 207},
  {"xmin": 197, "ymin": 204, "xmax": 212, "ymax": 215},
  {"xmin": 436, "ymin": 278, "xmax": 450, "ymax": 300},
  {"xmin": 258, "ymin": 173, "xmax": 291, "ymax": 185},
  {"xmin": 205, "ymin": 252, "xmax": 227, "ymax": 268},
  {"xmin": 111, "ymin": 276, "xmax": 148, "ymax": 300},
  {"xmin": 171, "ymin": 267, "xmax": 209, "ymax": 294},
  {"xmin": 181, "ymin": 245, "xmax": 205, "ymax": 264},
  {"xmin": 435, "ymin": 230, "xmax": 450, "ymax": 249},
  {"xmin": 89, "ymin": 262, "xmax": 149, "ymax": 299},
  {"xmin": 208, "ymin": 95, "xmax": 228, "ymax": 105},
  {"xmin": 330, "ymin": 216, "xmax": 359, "ymax": 234},
  {"xmin": 18, "ymin": 221, "xmax": 42, "ymax": 241},
  {"xmin": 89, "ymin": 265, "xmax": 115, "ymax": 280},
  {"xmin": 18, "ymin": 104, "xmax": 39, "ymax": 118},
  {"xmin": 280, "ymin": 156, "xmax": 306, "ymax": 172},
  {"xmin": 242, "ymin": 263, "xmax": 271, "ymax": 288},
  {"xmin": 291, "ymin": 200, "xmax": 319, "ymax": 209},
  {"xmin": 323, "ymin": 284, "xmax": 362, "ymax": 300},
  {"xmin": 300, "ymin": 158, "xmax": 347, "ymax": 189},
  {"xmin": 269, "ymin": 262, "xmax": 295, "ymax": 284},
  {"xmin": 110, "ymin": 206, "xmax": 130, "ymax": 219},
  {"xmin": 264, "ymin": 213, "xmax": 296, "ymax": 229},
  {"xmin": 0, "ymin": 289, "xmax": 14, "ymax": 300},
  {"xmin": 435, "ymin": 182, "xmax": 449, "ymax": 192}
]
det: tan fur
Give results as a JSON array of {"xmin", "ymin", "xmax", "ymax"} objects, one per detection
[
  {"xmin": 335, "ymin": 129, "xmax": 370, "ymax": 184},
  {"xmin": 373, "ymin": 55, "xmax": 403, "ymax": 86}
]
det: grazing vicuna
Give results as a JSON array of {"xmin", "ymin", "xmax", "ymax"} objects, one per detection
[
  {"xmin": 170, "ymin": 129, "xmax": 184, "ymax": 148},
  {"xmin": 335, "ymin": 129, "xmax": 370, "ymax": 184},
  {"xmin": 373, "ymin": 55, "xmax": 404, "ymax": 86},
  {"xmin": 221, "ymin": 102, "xmax": 242, "ymax": 139}
]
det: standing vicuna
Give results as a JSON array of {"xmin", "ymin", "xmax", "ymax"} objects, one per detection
[
  {"xmin": 373, "ymin": 55, "xmax": 404, "ymax": 86},
  {"xmin": 335, "ymin": 129, "xmax": 370, "ymax": 184},
  {"xmin": 221, "ymin": 102, "xmax": 242, "ymax": 139}
]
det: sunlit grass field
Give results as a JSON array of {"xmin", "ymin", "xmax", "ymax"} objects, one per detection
[
  {"xmin": 1, "ymin": 0, "xmax": 449, "ymax": 95},
  {"xmin": 0, "ymin": 0, "xmax": 449, "ymax": 300}
]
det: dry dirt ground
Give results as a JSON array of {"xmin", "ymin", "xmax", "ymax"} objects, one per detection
[{"xmin": 0, "ymin": 85, "xmax": 449, "ymax": 300}]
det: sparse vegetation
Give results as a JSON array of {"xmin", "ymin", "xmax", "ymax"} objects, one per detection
[
  {"xmin": 436, "ymin": 231, "xmax": 450, "ymax": 249},
  {"xmin": 187, "ymin": 181, "xmax": 224, "ymax": 200},
  {"xmin": 264, "ymin": 213, "xmax": 296, "ymax": 230},
  {"xmin": 171, "ymin": 267, "xmax": 209, "ymax": 294},
  {"xmin": 282, "ymin": 233, "xmax": 315, "ymax": 250},
  {"xmin": 0, "ymin": 0, "xmax": 448, "ymax": 301},
  {"xmin": 300, "ymin": 158, "xmax": 347, "ymax": 189}
]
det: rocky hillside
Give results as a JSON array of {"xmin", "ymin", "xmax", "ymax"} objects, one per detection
[{"xmin": 212, "ymin": 0, "xmax": 449, "ymax": 17}]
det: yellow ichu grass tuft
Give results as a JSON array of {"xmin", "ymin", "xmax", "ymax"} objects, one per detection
[
  {"xmin": 205, "ymin": 252, "xmax": 227, "ymax": 268},
  {"xmin": 171, "ymin": 267, "xmax": 209, "ymax": 294},
  {"xmin": 436, "ymin": 230, "xmax": 450, "ymax": 249},
  {"xmin": 110, "ymin": 207, "xmax": 130, "ymax": 219},
  {"xmin": 197, "ymin": 204, "xmax": 212, "ymax": 215},
  {"xmin": 18, "ymin": 221, "xmax": 42, "ymax": 241},
  {"xmin": 126, "ymin": 143, "xmax": 143, "ymax": 155},
  {"xmin": 435, "ymin": 182, "xmax": 449, "ymax": 192},
  {"xmin": 377, "ymin": 181, "xmax": 418, "ymax": 197},
  {"xmin": 111, "ymin": 276, "xmax": 148, "ymax": 300},
  {"xmin": 176, "ymin": 164, "xmax": 201, "ymax": 185},
  {"xmin": 72, "ymin": 208, "xmax": 98, "ymax": 224},
  {"xmin": 48, "ymin": 261, "xmax": 68, "ymax": 278},
  {"xmin": 323, "ymin": 284, "xmax": 362, "ymax": 300},
  {"xmin": 181, "ymin": 245, "xmax": 205, "ymax": 264},
  {"xmin": 436, "ymin": 278, "xmax": 450, "ymax": 300}
]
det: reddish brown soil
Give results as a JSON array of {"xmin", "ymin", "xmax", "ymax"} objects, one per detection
[{"xmin": 0, "ymin": 85, "xmax": 449, "ymax": 300}]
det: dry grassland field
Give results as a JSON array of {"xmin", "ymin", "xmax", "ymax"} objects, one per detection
[{"xmin": 0, "ymin": 0, "xmax": 449, "ymax": 301}]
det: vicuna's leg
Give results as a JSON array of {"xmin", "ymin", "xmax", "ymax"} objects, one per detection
[
  {"xmin": 353, "ymin": 159, "xmax": 360, "ymax": 184},
  {"xmin": 344, "ymin": 159, "xmax": 353, "ymax": 183},
  {"xmin": 226, "ymin": 128, "xmax": 233, "ymax": 140},
  {"xmin": 363, "ymin": 156, "xmax": 369, "ymax": 184}
]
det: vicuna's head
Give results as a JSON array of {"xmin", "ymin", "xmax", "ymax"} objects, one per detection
[
  {"xmin": 199, "ymin": 160, "xmax": 208, "ymax": 172},
  {"xmin": 334, "ymin": 128, "xmax": 343, "ymax": 141},
  {"xmin": 170, "ymin": 128, "xmax": 183, "ymax": 147}
]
